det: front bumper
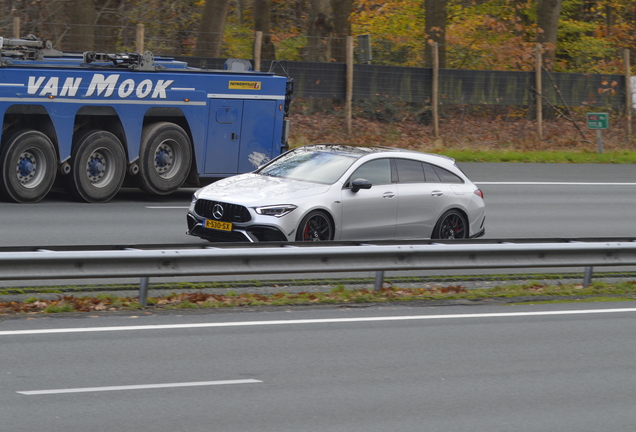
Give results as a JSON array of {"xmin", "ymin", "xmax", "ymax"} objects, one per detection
[{"xmin": 186, "ymin": 212, "xmax": 288, "ymax": 242}]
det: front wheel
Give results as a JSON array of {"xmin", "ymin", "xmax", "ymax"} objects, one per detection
[
  {"xmin": 0, "ymin": 129, "xmax": 57, "ymax": 203},
  {"xmin": 63, "ymin": 130, "xmax": 127, "ymax": 203},
  {"xmin": 432, "ymin": 210, "xmax": 468, "ymax": 239},
  {"xmin": 295, "ymin": 210, "xmax": 334, "ymax": 241}
]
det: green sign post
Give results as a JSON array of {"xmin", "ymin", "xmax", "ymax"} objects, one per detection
[{"xmin": 586, "ymin": 113, "xmax": 609, "ymax": 153}]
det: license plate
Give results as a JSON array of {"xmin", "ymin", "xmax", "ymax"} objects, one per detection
[{"xmin": 204, "ymin": 219, "xmax": 233, "ymax": 231}]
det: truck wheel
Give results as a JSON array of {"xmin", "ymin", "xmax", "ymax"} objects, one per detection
[
  {"xmin": 63, "ymin": 130, "xmax": 126, "ymax": 203},
  {"xmin": 137, "ymin": 122, "xmax": 192, "ymax": 195},
  {"xmin": 0, "ymin": 129, "xmax": 57, "ymax": 203}
]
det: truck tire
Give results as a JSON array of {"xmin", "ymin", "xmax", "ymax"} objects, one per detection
[
  {"xmin": 137, "ymin": 122, "xmax": 192, "ymax": 195},
  {"xmin": 0, "ymin": 129, "xmax": 57, "ymax": 203},
  {"xmin": 63, "ymin": 130, "xmax": 127, "ymax": 203}
]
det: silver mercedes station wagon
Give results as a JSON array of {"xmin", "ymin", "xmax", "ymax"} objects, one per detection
[{"xmin": 186, "ymin": 144, "xmax": 485, "ymax": 242}]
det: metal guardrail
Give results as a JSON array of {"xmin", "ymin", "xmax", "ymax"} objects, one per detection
[{"xmin": 2, "ymin": 238, "xmax": 636, "ymax": 304}]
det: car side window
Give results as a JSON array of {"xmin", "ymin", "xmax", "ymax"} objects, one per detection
[
  {"xmin": 422, "ymin": 163, "xmax": 441, "ymax": 182},
  {"xmin": 395, "ymin": 159, "xmax": 425, "ymax": 183},
  {"xmin": 431, "ymin": 164, "xmax": 464, "ymax": 183},
  {"xmin": 347, "ymin": 159, "xmax": 392, "ymax": 187}
]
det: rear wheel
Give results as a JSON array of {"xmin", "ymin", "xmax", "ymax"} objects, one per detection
[
  {"xmin": 432, "ymin": 210, "xmax": 468, "ymax": 239},
  {"xmin": 296, "ymin": 210, "xmax": 334, "ymax": 241},
  {"xmin": 137, "ymin": 122, "xmax": 192, "ymax": 195},
  {"xmin": 0, "ymin": 129, "xmax": 57, "ymax": 203},
  {"xmin": 63, "ymin": 130, "xmax": 126, "ymax": 203}
]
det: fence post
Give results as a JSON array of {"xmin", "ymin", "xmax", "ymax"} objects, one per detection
[
  {"xmin": 253, "ymin": 31, "xmax": 262, "ymax": 72},
  {"xmin": 432, "ymin": 42, "xmax": 440, "ymax": 139},
  {"xmin": 625, "ymin": 49, "xmax": 632, "ymax": 137},
  {"xmin": 136, "ymin": 24, "xmax": 144, "ymax": 53},
  {"xmin": 346, "ymin": 36, "xmax": 353, "ymax": 135},
  {"xmin": 374, "ymin": 271, "xmax": 385, "ymax": 291},
  {"xmin": 139, "ymin": 277, "xmax": 149, "ymax": 307},
  {"xmin": 583, "ymin": 267, "xmax": 594, "ymax": 288},
  {"xmin": 13, "ymin": 17, "xmax": 20, "ymax": 39},
  {"xmin": 535, "ymin": 44, "xmax": 543, "ymax": 141}
]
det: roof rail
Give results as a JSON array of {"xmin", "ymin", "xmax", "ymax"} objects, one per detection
[
  {"xmin": 1, "ymin": 34, "xmax": 162, "ymax": 71},
  {"xmin": 83, "ymin": 50, "xmax": 163, "ymax": 71},
  {"xmin": 0, "ymin": 34, "xmax": 63, "ymax": 61}
]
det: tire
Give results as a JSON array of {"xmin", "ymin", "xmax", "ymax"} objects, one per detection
[
  {"xmin": 432, "ymin": 210, "xmax": 468, "ymax": 240},
  {"xmin": 0, "ymin": 129, "xmax": 57, "ymax": 203},
  {"xmin": 137, "ymin": 122, "xmax": 192, "ymax": 195},
  {"xmin": 295, "ymin": 210, "xmax": 334, "ymax": 241},
  {"xmin": 63, "ymin": 130, "xmax": 126, "ymax": 203}
]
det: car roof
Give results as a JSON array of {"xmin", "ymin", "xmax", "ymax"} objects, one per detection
[{"xmin": 296, "ymin": 144, "xmax": 456, "ymax": 163}]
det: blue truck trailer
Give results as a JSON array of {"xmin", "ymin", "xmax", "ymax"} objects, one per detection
[{"xmin": 0, "ymin": 35, "xmax": 293, "ymax": 202}]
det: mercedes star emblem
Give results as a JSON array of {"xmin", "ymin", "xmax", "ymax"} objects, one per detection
[{"xmin": 212, "ymin": 203, "xmax": 224, "ymax": 220}]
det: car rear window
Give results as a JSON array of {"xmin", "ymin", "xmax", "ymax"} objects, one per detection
[{"xmin": 432, "ymin": 165, "xmax": 464, "ymax": 183}]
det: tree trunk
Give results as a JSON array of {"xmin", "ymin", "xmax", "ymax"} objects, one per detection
[
  {"xmin": 305, "ymin": 0, "xmax": 333, "ymax": 112},
  {"xmin": 330, "ymin": 0, "xmax": 352, "ymax": 63},
  {"xmin": 195, "ymin": 0, "xmax": 231, "ymax": 58},
  {"xmin": 63, "ymin": 0, "xmax": 95, "ymax": 51},
  {"xmin": 536, "ymin": 0, "xmax": 562, "ymax": 69},
  {"xmin": 305, "ymin": 0, "xmax": 332, "ymax": 62},
  {"xmin": 514, "ymin": 0, "xmax": 531, "ymax": 37},
  {"xmin": 254, "ymin": 0, "xmax": 276, "ymax": 60},
  {"xmin": 424, "ymin": 0, "xmax": 447, "ymax": 68}
]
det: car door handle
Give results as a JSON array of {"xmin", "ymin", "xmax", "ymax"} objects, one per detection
[
  {"xmin": 431, "ymin": 190, "xmax": 444, "ymax": 197},
  {"xmin": 382, "ymin": 192, "xmax": 395, "ymax": 199}
]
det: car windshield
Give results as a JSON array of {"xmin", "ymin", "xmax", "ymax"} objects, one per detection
[{"xmin": 258, "ymin": 149, "xmax": 358, "ymax": 184}]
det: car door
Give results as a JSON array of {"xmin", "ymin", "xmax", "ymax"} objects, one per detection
[
  {"xmin": 394, "ymin": 159, "xmax": 449, "ymax": 239},
  {"xmin": 339, "ymin": 158, "xmax": 398, "ymax": 240}
]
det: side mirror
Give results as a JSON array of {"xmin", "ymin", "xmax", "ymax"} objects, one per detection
[{"xmin": 351, "ymin": 178, "xmax": 372, "ymax": 193}]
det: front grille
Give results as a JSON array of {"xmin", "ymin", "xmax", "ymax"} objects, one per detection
[{"xmin": 194, "ymin": 199, "xmax": 251, "ymax": 223}]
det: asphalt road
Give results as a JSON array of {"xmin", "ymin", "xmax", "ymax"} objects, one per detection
[
  {"xmin": 2, "ymin": 303, "xmax": 636, "ymax": 432},
  {"xmin": 1, "ymin": 162, "xmax": 635, "ymax": 247},
  {"xmin": 1, "ymin": 162, "xmax": 636, "ymax": 288}
]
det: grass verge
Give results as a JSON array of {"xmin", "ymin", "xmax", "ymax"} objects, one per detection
[
  {"xmin": 444, "ymin": 150, "xmax": 636, "ymax": 164},
  {"xmin": 2, "ymin": 280, "xmax": 636, "ymax": 315}
]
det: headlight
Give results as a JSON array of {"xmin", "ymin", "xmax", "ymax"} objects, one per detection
[
  {"xmin": 254, "ymin": 204, "xmax": 297, "ymax": 218},
  {"xmin": 189, "ymin": 191, "xmax": 200, "ymax": 212}
]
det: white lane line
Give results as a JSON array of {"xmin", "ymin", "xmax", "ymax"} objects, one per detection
[
  {"xmin": 3, "ymin": 308, "xmax": 636, "ymax": 336},
  {"xmin": 17, "ymin": 379, "xmax": 262, "ymax": 395},
  {"xmin": 145, "ymin": 206, "xmax": 189, "ymax": 209},
  {"xmin": 476, "ymin": 182, "xmax": 636, "ymax": 186}
]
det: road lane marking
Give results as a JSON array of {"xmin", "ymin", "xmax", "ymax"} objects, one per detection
[
  {"xmin": 476, "ymin": 182, "xmax": 636, "ymax": 186},
  {"xmin": 2, "ymin": 308, "xmax": 636, "ymax": 336},
  {"xmin": 17, "ymin": 379, "xmax": 262, "ymax": 395},
  {"xmin": 145, "ymin": 206, "xmax": 189, "ymax": 209}
]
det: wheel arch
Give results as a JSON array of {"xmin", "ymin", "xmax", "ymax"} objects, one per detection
[
  {"xmin": 296, "ymin": 206, "xmax": 337, "ymax": 239},
  {"xmin": 73, "ymin": 106, "xmax": 127, "ymax": 159},
  {"xmin": 2, "ymin": 105, "xmax": 60, "ymax": 161},
  {"xmin": 434, "ymin": 206, "xmax": 471, "ymax": 238}
]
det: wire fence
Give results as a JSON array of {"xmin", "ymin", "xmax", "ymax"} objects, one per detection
[
  {"xmin": 1, "ymin": 20, "xmax": 630, "ymax": 75},
  {"xmin": 2, "ymin": 20, "xmax": 633, "ymax": 144}
]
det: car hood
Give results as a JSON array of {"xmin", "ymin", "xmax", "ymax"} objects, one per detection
[{"xmin": 198, "ymin": 173, "xmax": 332, "ymax": 202}]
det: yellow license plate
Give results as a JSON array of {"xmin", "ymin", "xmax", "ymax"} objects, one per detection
[{"xmin": 204, "ymin": 219, "xmax": 233, "ymax": 231}]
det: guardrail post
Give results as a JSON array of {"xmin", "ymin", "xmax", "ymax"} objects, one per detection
[
  {"xmin": 374, "ymin": 271, "xmax": 385, "ymax": 290},
  {"xmin": 139, "ymin": 277, "xmax": 149, "ymax": 307},
  {"xmin": 583, "ymin": 266, "xmax": 594, "ymax": 288}
]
